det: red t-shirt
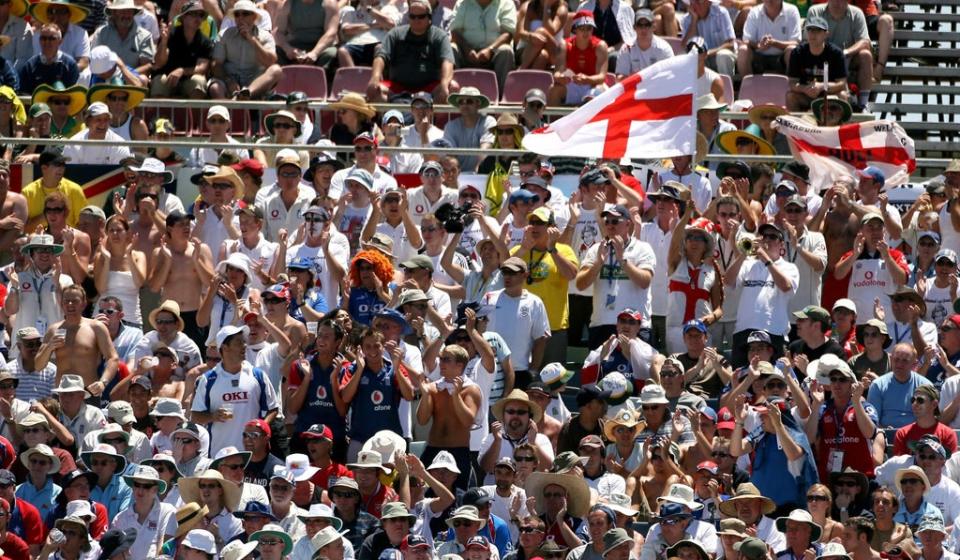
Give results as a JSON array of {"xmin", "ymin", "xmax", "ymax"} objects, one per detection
[
  {"xmin": 361, "ymin": 482, "xmax": 399, "ymax": 519},
  {"xmin": 91, "ymin": 502, "xmax": 109, "ymax": 540},
  {"xmin": 893, "ymin": 422, "xmax": 959, "ymax": 456},
  {"xmin": 817, "ymin": 399, "xmax": 878, "ymax": 481},
  {"xmin": 2, "ymin": 533, "xmax": 29, "ymax": 560},
  {"xmin": 11, "ymin": 498, "xmax": 43, "ymax": 546},
  {"xmin": 311, "ymin": 462, "xmax": 353, "ymax": 491}
]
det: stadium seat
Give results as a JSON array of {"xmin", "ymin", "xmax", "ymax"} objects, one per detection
[
  {"xmin": 720, "ymin": 74, "xmax": 735, "ymax": 106},
  {"xmin": 738, "ymin": 74, "xmax": 790, "ymax": 107},
  {"xmin": 501, "ymin": 70, "xmax": 553, "ymax": 103},
  {"xmin": 453, "ymin": 69, "xmax": 500, "ymax": 101},
  {"xmin": 330, "ymin": 67, "xmax": 374, "ymax": 99},
  {"xmin": 276, "ymin": 65, "xmax": 328, "ymax": 99},
  {"xmin": 664, "ymin": 37, "xmax": 685, "ymax": 56}
]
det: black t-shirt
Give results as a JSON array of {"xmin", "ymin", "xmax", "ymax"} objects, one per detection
[
  {"xmin": 245, "ymin": 453, "xmax": 285, "ymax": 488},
  {"xmin": 673, "ymin": 351, "xmax": 732, "ymax": 399},
  {"xmin": 787, "ymin": 41, "xmax": 847, "ymax": 85},
  {"xmin": 377, "ymin": 25, "xmax": 454, "ymax": 89},
  {"xmin": 160, "ymin": 26, "xmax": 214, "ymax": 75},
  {"xmin": 787, "ymin": 338, "xmax": 846, "ymax": 364}
]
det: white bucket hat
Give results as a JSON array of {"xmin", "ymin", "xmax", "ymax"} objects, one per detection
[{"xmin": 426, "ymin": 450, "xmax": 461, "ymax": 474}]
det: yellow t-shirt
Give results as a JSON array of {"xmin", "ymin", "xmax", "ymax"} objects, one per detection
[
  {"xmin": 511, "ymin": 243, "xmax": 578, "ymax": 331},
  {"xmin": 22, "ymin": 178, "xmax": 88, "ymax": 227}
]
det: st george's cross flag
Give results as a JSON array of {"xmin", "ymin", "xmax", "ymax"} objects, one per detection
[
  {"xmin": 522, "ymin": 53, "xmax": 697, "ymax": 159},
  {"xmin": 774, "ymin": 115, "xmax": 917, "ymax": 191}
]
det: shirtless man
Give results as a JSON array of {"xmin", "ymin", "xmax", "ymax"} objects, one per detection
[
  {"xmin": 148, "ymin": 211, "xmax": 215, "ymax": 344},
  {"xmin": 36, "ymin": 285, "xmax": 119, "ymax": 398},
  {"xmin": 0, "ymin": 161, "xmax": 27, "ymax": 257},
  {"xmin": 43, "ymin": 192, "xmax": 91, "ymax": 285},
  {"xmin": 261, "ymin": 283, "xmax": 307, "ymax": 354},
  {"xmin": 810, "ymin": 176, "xmax": 860, "ymax": 310},
  {"xmin": 525, "ymin": 383, "xmax": 563, "ymax": 448},
  {"xmin": 628, "ymin": 436, "xmax": 689, "ymax": 513},
  {"xmin": 416, "ymin": 344, "xmax": 481, "ymax": 491}
]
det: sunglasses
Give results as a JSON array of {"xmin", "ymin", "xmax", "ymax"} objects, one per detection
[
  {"xmin": 304, "ymin": 216, "xmax": 327, "ymax": 223},
  {"xmin": 807, "ymin": 495, "xmax": 830, "ymax": 502},
  {"xmin": 504, "ymin": 408, "xmax": 529, "ymax": 416},
  {"xmin": 496, "ymin": 128, "xmax": 515, "ymax": 135},
  {"xmin": 279, "ymin": 171, "xmax": 301, "ymax": 178},
  {"xmin": 131, "ymin": 481, "xmax": 156, "ymax": 490},
  {"xmin": 44, "ymin": 207, "xmax": 66, "ymax": 213},
  {"xmin": 766, "ymin": 381, "xmax": 787, "ymax": 389},
  {"xmin": 220, "ymin": 462, "xmax": 246, "ymax": 470},
  {"xmin": 834, "ymin": 479, "xmax": 859, "ymax": 487},
  {"xmin": 515, "ymin": 456, "xmax": 537, "ymax": 463},
  {"xmin": 155, "ymin": 318, "xmax": 178, "ymax": 325},
  {"xmin": 211, "ymin": 182, "xmax": 235, "ymax": 190},
  {"xmin": 49, "ymin": 98, "xmax": 71, "ymax": 106},
  {"xmin": 604, "ymin": 217, "xmax": 623, "ymax": 225},
  {"xmin": 636, "ymin": 21, "xmax": 652, "ymax": 27},
  {"xmin": 661, "ymin": 516, "xmax": 689, "ymax": 526},
  {"xmin": 519, "ymin": 526, "xmax": 543, "ymax": 534},
  {"xmin": 272, "ymin": 122, "xmax": 295, "ymax": 130},
  {"xmin": 259, "ymin": 539, "xmax": 284, "ymax": 546},
  {"xmin": 900, "ymin": 478, "xmax": 924, "ymax": 486},
  {"xmin": 912, "ymin": 396, "xmax": 929, "ymax": 404},
  {"xmin": 107, "ymin": 95, "xmax": 129, "ymax": 102},
  {"xmin": 409, "ymin": 12, "xmax": 430, "ymax": 18},
  {"xmin": 452, "ymin": 520, "xmax": 476, "ymax": 527},
  {"xmin": 174, "ymin": 437, "xmax": 198, "ymax": 445},
  {"xmin": 242, "ymin": 431, "xmax": 264, "ymax": 438},
  {"xmin": 785, "ymin": 207, "xmax": 805, "ymax": 214},
  {"xmin": 458, "ymin": 99, "xmax": 478, "ymax": 106},
  {"xmin": 829, "ymin": 376, "xmax": 851, "ymax": 383},
  {"xmin": 136, "ymin": 192, "xmax": 159, "ymax": 200}
]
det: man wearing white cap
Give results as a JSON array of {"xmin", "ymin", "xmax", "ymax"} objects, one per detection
[
  {"xmin": 62, "ymin": 102, "xmax": 132, "ymax": 165},
  {"xmin": 190, "ymin": 325, "xmax": 280, "ymax": 453},
  {"xmin": 190, "ymin": 105, "xmax": 250, "ymax": 168}
]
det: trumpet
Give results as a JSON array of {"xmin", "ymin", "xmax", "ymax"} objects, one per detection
[{"xmin": 737, "ymin": 233, "xmax": 756, "ymax": 255}]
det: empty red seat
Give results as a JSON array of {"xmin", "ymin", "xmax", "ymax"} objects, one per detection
[
  {"xmin": 276, "ymin": 65, "xmax": 328, "ymax": 99},
  {"xmin": 453, "ymin": 69, "xmax": 500, "ymax": 102},
  {"xmin": 738, "ymin": 74, "xmax": 790, "ymax": 108},
  {"xmin": 501, "ymin": 70, "xmax": 553, "ymax": 103},
  {"xmin": 330, "ymin": 67, "xmax": 374, "ymax": 99}
]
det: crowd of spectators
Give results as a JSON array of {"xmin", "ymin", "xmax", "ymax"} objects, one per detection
[{"xmin": 0, "ymin": 0, "xmax": 943, "ymax": 559}]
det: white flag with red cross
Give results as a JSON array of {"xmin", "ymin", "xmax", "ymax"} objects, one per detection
[
  {"xmin": 774, "ymin": 115, "xmax": 917, "ymax": 191},
  {"xmin": 522, "ymin": 53, "xmax": 698, "ymax": 159}
]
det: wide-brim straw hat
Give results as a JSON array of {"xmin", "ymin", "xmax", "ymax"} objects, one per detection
[
  {"xmin": 179, "ymin": 470, "xmax": 242, "ymax": 512},
  {"xmin": 206, "ymin": 165, "xmax": 245, "ymax": 199},
  {"xmin": 87, "ymin": 83, "xmax": 148, "ymax": 112},
  {"xmin": 20, "ymin": 444, "xmax": 61, "ymax": 474},
  {"xmin": 488, "ymin": 113, "xmax": 522, "ymax": 135},
  {"xmin": 717, "ymin": 129, "xmax": 775, "ymax": 156},
  {"xmin": 32, "ymin": 81, "xmax": 88, "ymax": 117},
  {"xmin": 775, "ymin": 509, "xmax": 823, "ymax": 542},
  {"xmin": 718, "ymin": 482, "xmax": 776, "ymax": 517},
  {"xmin": 227, "ymin": 0, "xmax": 260, "ymax": 22},
  {"xmin": 524, "ymin": 472, "xmax": 591, "ymax": 518},
  {"xmin": 448, "ymin": 87, "xmax": 491, "ymax": 110},
  {"xmin": 491, "ymin": 389, "xmax": 543, "ymax": 423},
  {"xmin": 30, "ymin": 0, "xmax": 89, "ymax": 24},
  {"xmin": 176, "ymin": 502, "xmax": 210, "ymax": 539},
  {"xmin": 149, "ymin": 300, "xmax": 186, "ymax": 332},
  {"xmin": 6, "ymin": 0, "xmax": 27, "ymax": 17},
  {"xmin": 264, "ymin": 110, "xmax": 303, "ymax": 137},
  {"xmin": 328, "ymin": 92, "xmax": 376, "ymax": 119},
  {"xmin": 748, "ymin": 104, "xmax": 788, "ymax": 127},
  {"xmin": 894, "ymin": 465, "xmax": 931, "ymax": 497}
]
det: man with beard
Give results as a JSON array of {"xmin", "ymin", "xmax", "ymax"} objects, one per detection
[
  {"xmin": 481, "ymin": 458, "xmax": 528, "ymax": 544},
  {"xmin": 479, "ymin": 389, "xmax": 555, "ymax": 480}
]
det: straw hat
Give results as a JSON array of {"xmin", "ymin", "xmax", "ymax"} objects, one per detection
[
  {"xmin": 175, "ymin": 502, "xmax": 210, "ymax": 539},
  {"xmin": 149, "ymin": 300, "xmax": 185, "ymax": 332},
  {"xmin": 5, "ymin": 0, "xmax": 27, "ymax": 17},
  {"xmin": 221, "ymin": 540, "xmax": 260, "ymax": 560},
  {"xmin": 718, "ymin": 482, "xmax": 776, "ymax": 517},
  {"xmin": 524, "ymin": 472, "xmax": 591, "ymax": 518},
  {"xmin": 54, "ymin": 517, "xmax": 92, "ymax": 551},
  {"xmin": 30, "ymin": 0, "xmax": 89, "ymax": 24},
  {"xmin": 748, "ymin": 104, "xmax": 788, "ymax": 127},
  {"xmin": 264, "ymin": 109, "xmax": 303, "ymax": 137},
  {"xmin": 487, "ymin": 113, "xmax": 522, "ymax": 135},
  {"xmin": 205, "ymin": 165, "xmax": 245, "ymax": 199},
  {"xmin": 328, "ymin": 92, "xmax": 376, "ymax": 119},
  {"xmin": 179, "ymin": 470, "xmax": 242, "ymax": 512},
  {"xmin": 491, "ymin": 389, "xmax": 543, "ymax": 423},
  {"xmin": 603, "ymin": 408, "xmax": 642, "ymax": 441},
  {"xmin": 32, "ymin": 81, "xmax": 88, "ymax": 117},
  {"xmin": 20, "ymin": 444, "xmax": 60, "ymax": 474},
  {"xmin": 895, "ymin": 465, "xmax": 931, "ymax": 497},
  {"xmin": 717, "ymin": 129, "xmax": 775, "ymax": 156},
  {"xmin": 445, "ymin": 505, "xmax": 487, "ymax": 529},
  {"xmin": 87, "ymin": 81, "xmax": 148, "ymax": 111}
]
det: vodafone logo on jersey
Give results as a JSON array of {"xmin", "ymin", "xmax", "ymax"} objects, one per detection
[
  {"xmin": 371, "ymin": 390, "xmax": 384, "ymax": 405},
  {"xmin": 222, "ymin": 391, "xmax": 250, "ymax": 402},
  {"xmin": 316, "ymin": 385, "xmax": 327, "ymax": 399}
]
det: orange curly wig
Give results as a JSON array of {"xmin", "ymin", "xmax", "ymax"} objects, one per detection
[{"xmin": 349, "ymin": 249, "xmax": 394, "ymax": 287}]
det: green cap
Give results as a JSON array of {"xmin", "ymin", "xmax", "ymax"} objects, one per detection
[
  {"xmin": 793, "ymin": 305, "xmax": 831, "ymax": 324},
  {"xmin": 602, "ymin": 529, "xmax": 633, "ymax": 557},
  {"xmin": 399, "ymin": 254, "xmax": 435, "ymax": 272},
  {"xmin": 734, "ymin": 538, "xmax": 769, "ymax": 560},
  {"xmin": 29, "ymin": 103, "xmax": 52, "ymax": 118}
]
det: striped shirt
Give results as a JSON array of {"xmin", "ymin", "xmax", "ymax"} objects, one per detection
[
  {"xmin": 9, "ymin": 358, "xmax": 56, "ymax": 403},
  {"xmin": 681, "ymin": 4, "xmax": 736, "ymax": 50}
]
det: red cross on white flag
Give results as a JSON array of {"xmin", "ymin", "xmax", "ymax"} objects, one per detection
[{"xmin": 523, "ymin": 53, "xmax": 698, "ymax": 159}]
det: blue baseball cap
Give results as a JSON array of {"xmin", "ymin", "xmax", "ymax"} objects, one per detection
[
  {"xmin": 509, "ymin": 188, "xmax": 540, "ymax": 205},
  {"xmin": 700, "ymin": 405, "xmax": 718, "ymax": 422},
  {"xmin": 657, "ymin": 502, "xmax": 691, "ymax": 519},
  {"xmin": 682, "ymin": 320, "xmax": 708, "ymax": 334},
  {"xmin": 919, "ymin": 231, "xmax": 942, "ymax": 245},
  {"xmin": 858, "ymin": 166, "xmax": 886, "ymax": 187},
  {"xmin": 287, "ymin": 257, "xmax": 313, "ymax": 271},
  {"xmin": 232, "ymin": 501, "xmax": 278, "ymax": 521},
  {"xmin": 374, "ymin": 308, "xmax": 412, "ymax": 336}
]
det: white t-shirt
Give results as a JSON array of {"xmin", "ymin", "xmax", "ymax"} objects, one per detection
[
  {"xmin": 287, "ymin": 232, "xmax": 351, "ymax": 311},
  {"xmin": 615, "ymin": 36, "xmax": 675, "ymax": 75},
  {"xmin": 734, "ymin": 257, "xmax": 799, "ymax": 336},
  {"xmin": 405, "ymin": 185, "xmax": 458, "ymax": 226},
  {"xmin": 581, "ymin": 238, "xmax": 657, "ymax": 327},
  {"xmin": 62, "ymin": 129, "xmax": 132, "ymax": 165},
  {"xmin": 742, "ymin": 2, "xmax": 801, "ymax": 55},
  {"xmin": 927, "ymin": 476, "xmax": 960, "ymax": 523},
  {"xmin": 481, "ymin": 484, "xmax": 528, "ymax": 544},
  {"xmin": 639, "ymin": 221, "xmax": 674, "ymax": 316},
  {"xmin": 111, "ymin": 500, "xmax": 178, "ymax": 559},
  {"xmin": 376, "ymin": 220, "xmax": 421, "ymax": 263},
  {"xmin": 658, "ymin": 169, "xmax": 712, "ymax": 214},
  {"xmin": 568, "ymin": 208, "xmax": 602, "ymax": 298},
  {"xmin": 222, "ymin": 236, "xmax": 278, "ymax": 292},
  {"xmin": 329, "ymin": 165, "xmax": 399, "ymax": 199},
  {"xmin": 482, "ymin": 289, "xmax": 550, "ymax": 370},
  {"xmin": 196, "ymin": 207, "xmax": 240, "ymax": 267},
  {"xmin": 190, "ymin": 361, "xmax": 280, "ymax": 453},
  {"xmin": 130, "ymin": 331, "xmax": 202, "ymax": 378},
  {"xmin": 258, "ymin": 188, "xmax": 315, "ymax": 244}
]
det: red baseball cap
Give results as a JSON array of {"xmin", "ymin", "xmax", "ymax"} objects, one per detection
[
  {"xmin": 717, "ymin": 407, "xmax": 736, "ymax": 431},
  {"xmin": 697, "ymin": 460, "xmax": 719, "ymax": 475},
  {"xmin": 302, "ymin": 424, "xmax": 334, "ymax": 441},
  {"xmin": 244, "ymin": 419, "xmax": 272, "ymax": 438},
  {"xmin": 232, "ymin": 158, "xmax": 265, "ymax": 178}
]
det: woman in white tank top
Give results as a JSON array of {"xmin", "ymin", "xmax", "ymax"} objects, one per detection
[{"xmin": 94, "ymin": 216, "xmax": 148, "ymax": 326}]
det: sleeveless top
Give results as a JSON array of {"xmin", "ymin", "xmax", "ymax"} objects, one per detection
[
  {"xmin": 566, "ymin": 35, "xmax": 601, "ymax": 75},
  {"xmin": 941, "ymin": 203, "xmax": 960, "ymax": 254},
  {"xmin": 295, "ymin": 357, "xmax": 347, "ymax": 435},
  {"xmin": 110, "ymin": 114, "xmax": 133, "ymax": 141},
  {"xmin": 103, "ymin": 270, "xmax": 142, "ymax": 326},
  {"xmin": 287, "ymin": 0, "xmax": 328, "ymax": 50},
  {"xmin": 666, "ymin": 256, "xmax": 716, "ymax": 328},
  {"xmin": 347, "ymin": 359, "xmax": 403, "ymax": 441}
]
